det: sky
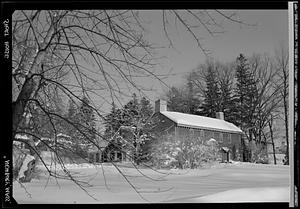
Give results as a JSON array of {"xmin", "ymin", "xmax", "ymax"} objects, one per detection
[
  {"xmin": 110, "ymin": 9, "xmax": 288, "ymax": 110},
  {"xmin": 140, "ymin": 10, "xmax": 288, "ymax": 91}
]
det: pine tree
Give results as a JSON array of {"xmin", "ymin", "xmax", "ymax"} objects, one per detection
[
  {"xmin": 219, "ymin": 77, "xmax": 236, "ymax": 124},
  {"xmin": 104, "ymin": 102, "xmax": 123, "ymax": 139},
  {"xmin": 200, "ymin": 65, "xmax": 221, "ymax": 118},
  {"xmin": 234, "ymin": 54, "xmax": 259, "ymax": 162},
  {"xmin": 65, "ymin": 96, "xmax": 97, "ymax": 158},
  {"xmin": 165, "ymin": 83, "xmax": 200, "ymax": 115},
  {"xmin": 234, "ymin": 54, "xmax": 258, "ymax": 131},
  {"xmin": 186, "ymin": 75, "xmax": 201, "ymax": 115},
  {"xmin": 140, "ymin": 97, "xmax": 153, "ymax": 120},
  {"xmin": 77, "ymin": 96, "xmax": 97, "ymax": 144},
  {"xmin": 123, "ymin": 93, "xmax": 139, "ymax": 125},
  {"xmin": 102, "ymin": 102, "xmax": 124, "ymax": 161},
  {"xmin": 166, "ymin": 87, "xmax": 189, "ymax": 113},
  {"xmin": 64, "ymin": 99, "xmax": 80, "ymax": 144}
]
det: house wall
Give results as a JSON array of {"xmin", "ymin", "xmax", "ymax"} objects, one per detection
[
  {"xmin": 151, "ymin": 113, "xmax": 243, "ymax": 161},
  {"xmin": 176, "ymin": 125, "xmax": 242, "ymax": 160},
  {"xmin": 176, "ymin": 126, "xmax": 241, "ymax": 144}
]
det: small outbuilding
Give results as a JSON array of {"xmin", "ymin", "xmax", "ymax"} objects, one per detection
[{"xmin": 220, "ymin": 147, "xmax": 230, "ymax": 163}]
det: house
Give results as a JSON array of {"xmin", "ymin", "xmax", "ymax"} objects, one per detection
[
  {"xmin": 151, "ymin": 99, "xmax": 244, "ymax": 161},
  {"xmin": 87, "ymin": 140, "xmax": 122, "ymax": 163}
]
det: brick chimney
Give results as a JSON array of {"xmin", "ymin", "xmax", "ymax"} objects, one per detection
[
  {"xmin": 155, "ymin": 99, "xmax": 167, "ymax": 113},
  {"xmin": 216, "ymin": 112, "xmax": 224, "ymax": 120}
]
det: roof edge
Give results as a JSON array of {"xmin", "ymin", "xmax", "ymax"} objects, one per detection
[
  {"xmin": 176, "ymin": 123, "xmax": 243, "ymax": 134},
  {"xmin": 160, "ymin": 111, "xmax": 243, "ymax": 134}
]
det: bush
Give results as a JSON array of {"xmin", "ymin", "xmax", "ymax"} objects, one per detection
[
  {"xmin": 256, "ymin": 154, "xmax": 269, "ymax": 164},
  {"xmin": 150, "ymin": 134, "xmax": 220, "ymax": 169}
]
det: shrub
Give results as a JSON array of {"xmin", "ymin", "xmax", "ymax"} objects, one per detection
[{"xmin": 150, "ymin": 134, "xmax": 220, "ymax": 169}]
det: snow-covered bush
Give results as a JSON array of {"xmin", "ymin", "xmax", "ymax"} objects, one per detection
[
  {"xmin": 150, "ymin": 134, "xmax": 220, "ymax": 169},
  {"xmin": 253, "ymin": 151, "xmax": 269, "ymax": 164}
]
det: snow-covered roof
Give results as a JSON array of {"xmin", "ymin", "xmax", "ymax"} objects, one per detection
[{"xmin": 160, "ymin": 111, "xmax": 243, "ymax": 134}]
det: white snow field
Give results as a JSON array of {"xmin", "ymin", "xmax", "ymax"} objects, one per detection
[
  {"xmin": 13, "ymin": 162, "xmax": 289, "ymax": 204},
  {"xmin": 191, "ymin": 187, "xmax": 289, "ymax": 203}
]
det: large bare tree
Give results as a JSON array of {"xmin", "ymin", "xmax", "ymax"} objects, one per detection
[{"xmin": 272, "ymin": 45, "xmax": 289, "ymax": 164}]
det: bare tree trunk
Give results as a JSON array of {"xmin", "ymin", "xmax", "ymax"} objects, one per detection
[
  {"xmin": 276, "ymin": 45, "xmax": 289, "ymax": 165},
  {"xmin": 12, "ymin": 76, "xmax": 37, "ymax": 134},
  {"xmin": 135, "ymin": 140, "xmax": 140, "ymax": 165},
  {"xmin": 12, "ymin": 75, "xmax": 40, "ymax": 182},
  {"xmin": 283, "ymin": 96, "xmax": 289, "ymax": 164},
  {"xmin": 268, "ymin": 119, "xmax": 277, "ymax": 165}
]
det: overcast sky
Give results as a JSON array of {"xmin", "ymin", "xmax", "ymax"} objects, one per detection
[{"xmin": 122, "ymin": 9, "xmax": 288, "ymax": 105}]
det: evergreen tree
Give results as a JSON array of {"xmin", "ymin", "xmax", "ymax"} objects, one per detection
[
  {"xmin": 140, "ymin": 97, "xmax": 153, "ymax": 120},
  {"xmin": 103, "ymin": 94, "xmax": 154, "ymax": 164},
  {"xmin": 186, "ymin": 75, "xmax": 201, "ymax": 115},
  {"xmin": 123, "ymin": 93, "xmax": 139, "ymax": 125},
  {"xmin": 122, "ymin": 94, "xmax": 153, "ymax": 164},
  {"xmin": 219, "ymin": 77, "xmax": 236, "ymax": 124},
  {"xmin": 77, "ymin": 96, "xmax": 97, "ymax": 144},
  {"xmin": 234, "ymin": 54, "xmax": 258, "ymax": 131},
  {"xmin": 234, "ymin": 54, "xmax": 259, "ymax": 162},
  {"xmin": 64, "ymin": 96, "xmax": 97, "ymax": 157},
  {"xmin": 165, "ymin": 83, "xmax": 201, "ymax": 115},
  {"xmin": 166, "ymin": 87, "xmax": 189, "ymax": 113},
  {"xmin": 65, "ymin": 98, "xmax": 81, "ymax": 146},
  {"xmin": 104, "ymin": 102, "xmax": 124, "ymax": 139},
  {"xmin": 200, "ymin": 65, "xmax": 221, "ymax": 118}
]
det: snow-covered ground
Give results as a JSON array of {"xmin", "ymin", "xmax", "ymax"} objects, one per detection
[
  {"xmin": 191, "ymin": 187, "xmax": 289, "ymax": 203},
  {"xmin": 13, "ymin": 162, "xmax": 289, "ymax": 204}
]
